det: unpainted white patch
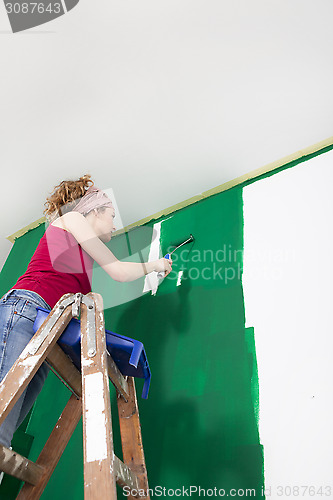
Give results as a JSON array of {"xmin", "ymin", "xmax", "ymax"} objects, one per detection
[
  {"xmin": 143, "ymin": 220, "xmax": 168, "ymax": 296},
  {"xmin": 176, "ymin": 270, "xmax": 184, "ymax": 287},
  {"xmin": 84, "ymin": 372, "xmax": 108, "ymax": 463}
]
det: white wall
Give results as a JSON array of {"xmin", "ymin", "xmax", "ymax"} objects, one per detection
[{"xmin": 243, "ymin": 151, "xmax": 333, "ymax": 498}]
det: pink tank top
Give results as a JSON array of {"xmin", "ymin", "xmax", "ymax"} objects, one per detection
[{"xmin": 11, "ymin": 225, "xmax": 94, "ymax": 308}]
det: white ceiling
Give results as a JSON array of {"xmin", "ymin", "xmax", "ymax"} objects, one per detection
[{"xmin": 1, "ymin": 0, "xmax": 333, "ymax": 269}]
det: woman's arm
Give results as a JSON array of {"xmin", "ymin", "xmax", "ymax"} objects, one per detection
[{"xmin": 59, "ymin": 212, "xmax": 171, "ymax": 282}]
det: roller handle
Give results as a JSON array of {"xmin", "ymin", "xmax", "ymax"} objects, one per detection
[{"xmin": 157, "ymin": 253, "xmax": 171, "ymax": 279}]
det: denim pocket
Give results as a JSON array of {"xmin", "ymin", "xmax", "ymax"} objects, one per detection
[
  {"xmin": 0, "ymin": 299, "xmax": 38, "ymax": 336},
  {"xmin": 0, "ymin": 300, "xmax": 20, "ymax": 338},
  {"xmin": 11, "ymin": 299, "xmax": 40, "ymax": 330}
]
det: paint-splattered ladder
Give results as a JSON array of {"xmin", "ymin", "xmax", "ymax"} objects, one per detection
[{"xmin": 0, "ymin": 292, "xmax": 150, "ymax": 499}]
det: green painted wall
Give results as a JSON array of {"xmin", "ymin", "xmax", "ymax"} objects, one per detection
[{"xmin": 0, "ymin": 186, "xmax": 263, "ymax": 498}]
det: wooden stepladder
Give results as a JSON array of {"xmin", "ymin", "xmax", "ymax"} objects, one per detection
[{"xmin": 0, "ymin": 292, "xmax": 150, "ymax": 499}]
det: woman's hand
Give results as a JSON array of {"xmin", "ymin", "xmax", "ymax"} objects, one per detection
[{"xmin": 154, "ymin": 257, "xmax": 173, "ymax": 277}]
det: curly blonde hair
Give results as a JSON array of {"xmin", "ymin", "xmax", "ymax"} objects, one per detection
[{"xmin": 44, "ymin": 174, "xmax": 94, "ymax": 223}]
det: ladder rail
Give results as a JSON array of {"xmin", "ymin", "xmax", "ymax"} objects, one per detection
[{"xmin": 80, "ymin": 293, "xmax": 117, "ymax": 499}]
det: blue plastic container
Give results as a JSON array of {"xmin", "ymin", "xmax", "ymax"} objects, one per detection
[{"xmin": 33, "ymin": 307, "xmax": 151, "ymax": 399}]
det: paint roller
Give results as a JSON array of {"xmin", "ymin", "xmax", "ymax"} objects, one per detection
[{"xmin": 157, "ymin": 234, "xmax": 195, "ymax": 279}]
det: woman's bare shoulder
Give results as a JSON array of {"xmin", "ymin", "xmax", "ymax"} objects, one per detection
[{"xmin": 51, "ymin": 212, "xmax": 84, "ymax": 233}]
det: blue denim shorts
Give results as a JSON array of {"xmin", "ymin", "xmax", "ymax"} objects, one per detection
[{"xmin": 0, "ymin": 289, "xmax": 51, "ymax": 447}]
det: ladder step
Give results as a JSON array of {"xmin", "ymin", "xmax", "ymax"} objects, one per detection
[{"xmin": 0, "ymin": 445, "xmax": 44, "ymax": 485}]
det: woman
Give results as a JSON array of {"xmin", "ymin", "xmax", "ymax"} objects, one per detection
[{"xmin": 0, "ymin": 174, "xmax": 172, "ymax": 448}]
